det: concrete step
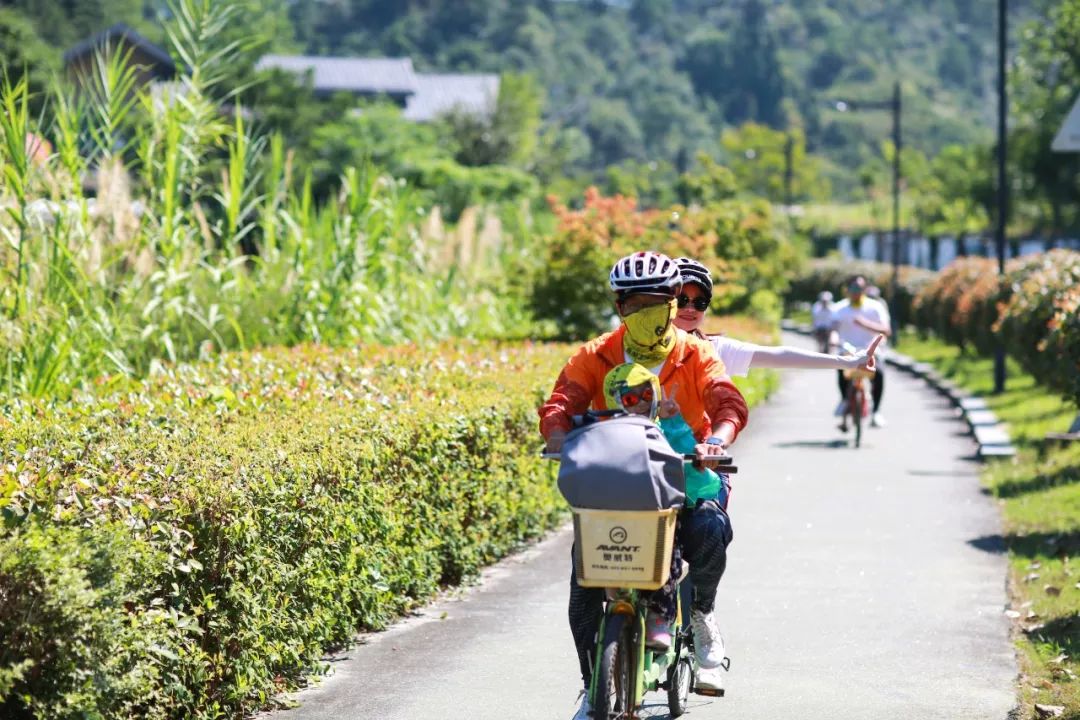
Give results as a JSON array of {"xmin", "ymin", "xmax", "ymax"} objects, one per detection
[
  {"xmin": 973, "ymin": 425, "xmax": 1012, "ymax": 446},
  {"xmin": 959, "ymin": 397, "xmax": 990, "ymax": 412},
  {"xmin": 965, "ymin": 410, "xmax": 999, "ymax": 427},
  {"xmin": 911, "ymin": 362, "xmax": 935, "ymax": 377},
  {"xmin": 979, "ymin": 444, "xmax": 1017, "ymax": 458}
]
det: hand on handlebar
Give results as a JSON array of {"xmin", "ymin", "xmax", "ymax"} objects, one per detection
[
  {"xmin": 692, "ymin": 441, "xmax": 730, "ymax": 470},
  {"xmin": 545, "ymin": 429, "xmax": 567, "ymax": 454}
]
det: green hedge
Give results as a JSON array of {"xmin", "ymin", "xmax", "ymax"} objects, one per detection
[{"xmin": 0, "ymin": 341, "xmax": 571, "ymax": 719}]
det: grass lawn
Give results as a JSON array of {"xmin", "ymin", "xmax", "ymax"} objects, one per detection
[{"xmin": 898, "ymin": 330, "xmax": 1080, "ymax": 718}]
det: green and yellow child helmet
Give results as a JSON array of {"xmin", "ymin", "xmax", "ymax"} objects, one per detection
[{"xmin": 603, "ymin": 363, "xmax": 662, "ymax": 419}]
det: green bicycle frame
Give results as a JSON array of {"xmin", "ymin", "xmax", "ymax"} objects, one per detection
[{"xmin": 588, "ymin": 587, "xmax": 686, "ymax": 711}]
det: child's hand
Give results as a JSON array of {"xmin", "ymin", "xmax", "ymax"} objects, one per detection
[{"xmin": 659, "ymin": 383, "xmax": 681, "ymax": 419}]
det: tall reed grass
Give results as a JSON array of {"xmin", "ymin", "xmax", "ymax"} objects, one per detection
[{"xmin": 0, "ymin": 0, "xmax": 535, "ymax": 399}]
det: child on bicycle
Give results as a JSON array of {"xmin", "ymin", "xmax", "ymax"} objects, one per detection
[{"xmin": 603, "ymin": 363, "xmax": 729, "ymax": 653}]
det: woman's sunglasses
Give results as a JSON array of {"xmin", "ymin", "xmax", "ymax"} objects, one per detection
[
  {"xmin": 677, "ymin": 294, "xmax": 710, "ymax": 312},
  {"xmin": 618, "ymin": 387, "xmax": 654, "ymax": 407}
]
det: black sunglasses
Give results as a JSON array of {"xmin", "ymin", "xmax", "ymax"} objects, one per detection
[{"xmin": 677, "ymin": 294, "xmax": 710, "ymax": 312}]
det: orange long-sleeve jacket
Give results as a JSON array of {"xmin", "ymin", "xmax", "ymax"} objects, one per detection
[{"xmin": 538, "ymin": 325, "xmax": 749, "ymax": 443}]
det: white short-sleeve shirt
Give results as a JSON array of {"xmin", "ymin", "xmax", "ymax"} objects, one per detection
[
  {"xmin": 831, "ymin": 298, "xmax": 890, "ymax": 350},
  {"xmin": 708, "ymin": 335, "xmax": 757, "ymax": 377},
  {"xmin": 811, "ymin": 301, "xmax": 834, "ymax": 329}
]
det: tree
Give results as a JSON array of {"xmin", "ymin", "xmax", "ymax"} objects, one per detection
[
  {"xmin": 1009, "ymin": 0, "xmax": 1080, "ymax": 234},
  {"xmin": 723, "ymin": 0, "xmax": 786, "ymax": 127},
  {"xmin": 0, "ymin": 7, "xmax": 58, "ymax": 113},
  {"xmin": 719, "ymin": 123, "xmax": 829, "ymax": 203},
  {"xmin": 441, "ymin": 72, "xmax": 543, "ymax": 168},
  {"xmin": 0, "ymin": 0, "xmax": 146, "ymax": 49}
]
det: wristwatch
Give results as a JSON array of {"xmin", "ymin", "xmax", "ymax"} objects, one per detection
[{"xmin": 705, "ymin": 436, "xmax": 726, "ymax": 448}]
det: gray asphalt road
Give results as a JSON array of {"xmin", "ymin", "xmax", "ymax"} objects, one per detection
[{"xmin": 271, "ymin": 334, "xmax": 1017, "ymax": 720}]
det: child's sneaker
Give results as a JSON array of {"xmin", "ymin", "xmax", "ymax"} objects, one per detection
[{"xmin": 645, "ymin": 611, "xmax": 672, "ymax": 652}]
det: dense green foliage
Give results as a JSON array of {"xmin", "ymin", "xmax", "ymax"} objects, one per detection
[
  {"xmin": 275, "ymin": 0, "xmax": 1017, "ymax": 185},
  {"xmin": 0, "ymin": 340, "xmax": 570, "ymax": 718},
  {"xmin": 1, "ymin": 0, "xmax": 1039, "ymax": 201},
  {"xmin": 0, "ymin": 1, "xmax": 544, "ymax": 399}
]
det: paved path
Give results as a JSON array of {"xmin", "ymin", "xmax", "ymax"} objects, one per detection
[{"xmin": 271, "ymin": 334, "xmax": 1016, "ymax": 719}]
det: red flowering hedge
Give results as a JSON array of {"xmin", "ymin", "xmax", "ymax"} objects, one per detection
[
  {"xmin": 532, "ymin": 188, "xmax": 803, "ymax": 339},
  {"xmin": 993, "ymin": 251, "xmax": 1080, "ymax": 403}
]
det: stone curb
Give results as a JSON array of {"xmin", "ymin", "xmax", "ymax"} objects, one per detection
[{"xmin": 780, "ymin": 319, "xmax": 1017, "ymax": 459}]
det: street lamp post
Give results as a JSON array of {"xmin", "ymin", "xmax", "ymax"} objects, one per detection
[
  {"xmin": 994, "ymin": 0, "xmax": 1008, "ymax": 393},
  {"xmin": 833, "ymin": 81, "xmax": 903, "ymax": 342}
]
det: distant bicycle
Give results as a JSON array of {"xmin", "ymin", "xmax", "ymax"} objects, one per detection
[{"xmin": 838, "ymin": 342, "xmax": 873, "ymax": 448}]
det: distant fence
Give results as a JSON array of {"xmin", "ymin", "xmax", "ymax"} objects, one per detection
[{"xmin": 811, "ymin": 232, "xmax": 1080, "ymax": 271}]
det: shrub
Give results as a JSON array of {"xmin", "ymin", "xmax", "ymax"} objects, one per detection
[
  {"xmin": 0, "ymin": 524, "xmax": 182, "ymax": 719},
  {"xmin": 532, "ymin": 188, "xmax": 801, "ymax": 339},
  {"xmin": 994, "ymin": 250, "xmax": 1080, "ymax": 404},
  {"xmin": 0, "ymin": 340, "xmax": 571, "ymax": 719},
  {"xmin": 911, "ymin": 257, "xmax": 997, "ymax": 349}
]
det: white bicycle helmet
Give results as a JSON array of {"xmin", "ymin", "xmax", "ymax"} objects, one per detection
[
  {"xmin": 609, "ymin": 251, "xmax": 681, "ymax": 295},
  {"xmin": 674, "ymin": 257, "xmax": 713, "ymax": 297}
]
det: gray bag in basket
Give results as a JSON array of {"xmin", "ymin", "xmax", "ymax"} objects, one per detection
[{"xmin": 557, "ymin": 414, "xmax": 686, "ymax": 510}]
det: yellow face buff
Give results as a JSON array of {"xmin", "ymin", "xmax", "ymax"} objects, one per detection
[{"xmin": 622, "ymin": 299, "xmax": 678, "ymax": 366}]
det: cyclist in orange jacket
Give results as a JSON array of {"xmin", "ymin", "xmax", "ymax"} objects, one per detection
[{"xmin": 539, "ymin": 251, "xmax": 748, "ymax": 719}]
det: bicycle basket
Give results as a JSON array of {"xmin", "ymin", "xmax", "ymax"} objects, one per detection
[
  {"xmin": 557, "ymin": 414, "xmax": 686, "ymax": 511},
  {"xmin": 572, "ymin": 507, "xmax": 678, "ymax": 590}
]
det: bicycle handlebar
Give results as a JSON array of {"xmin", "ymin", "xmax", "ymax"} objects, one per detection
[{"xmin": 541, "ymin": 451, "xmax": 738, "ymax": 474}]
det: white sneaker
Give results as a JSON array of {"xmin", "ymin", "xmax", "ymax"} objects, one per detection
[
  {"xmin": 571, "ymin": 692, "xmax": 592, "ymax": 720},
  {"xmin": 695, "ymin": 665, "xmax": 726, "ymax": 692},
  {"xmin": 871, "ymin": 412, "xmax": 887, "ymax": 428},
  {"xmin": 690, "ymin": 609, "xmax": 726, "ymax": 669}
]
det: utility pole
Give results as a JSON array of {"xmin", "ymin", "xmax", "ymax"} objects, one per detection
[
  {"xmin": 784, "ymin": 133, "xmax": 794, "ymax": 209},
  {"xmin": 890, "ymin": 80, "xmax": 902, "ymax": 344},
  {"xmin": 994, "ymin": 0, "xmax": 1008, "ymax": 393},
  {"xmin": 831, "ymin": 87, "xmax": 903, "ymax": 342}
]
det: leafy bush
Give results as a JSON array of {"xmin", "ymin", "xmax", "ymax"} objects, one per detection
[
  {"xmin": 532, "ymin": 188, "xmax": 802, "ymax": 339},
  {"xmin": 910, "ymin": 257, "xmax": 998, "ymax": 350},
  {"xmin": 994, "ymin": 250, "xmax": 1080, "ymax": 403},
  {"xmin": 0, "ymin": 340, "xmax": 571, "ymax": 719},
  {"xmin": 402, "ymin": 159, "xmax": 538, "ymax": 221},
  {"xmin": 0, "ymin": 524, "xmax": 181, "ymax": 719}
]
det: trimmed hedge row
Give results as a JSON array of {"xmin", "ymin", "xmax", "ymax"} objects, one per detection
[
  {"xmin": 788, "ymin": 251, "xmax": 1080, "ymax": 404},
  {"xmin": 0, "ymin": 341, "xmax": 571, "ymax": 719}
]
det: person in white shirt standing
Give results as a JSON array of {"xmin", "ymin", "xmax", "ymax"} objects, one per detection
[
  {"xmin": 811, "ymin": 291, "xmax": 835, "ymax": 353},
  {"xmin": 831, "ymin": 275, "xmax": 892, "ymax": 428}
]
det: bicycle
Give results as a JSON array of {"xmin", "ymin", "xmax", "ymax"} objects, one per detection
[
  {"xmin": 546, "ymin": 409, "xmax": 737, "ymax": 719},
  {"xmin": 839, "ymin": 342, "xmax": 873, "ymax": 448}
]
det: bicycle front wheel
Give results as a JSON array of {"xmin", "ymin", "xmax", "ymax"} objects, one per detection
[
  {"xmin": 593, "ymin": 612, "xmax": 636, "ymax": 720},
  {"xmin": 850, "ymin": 386, "xmax": 863, "ymax": 448}
]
